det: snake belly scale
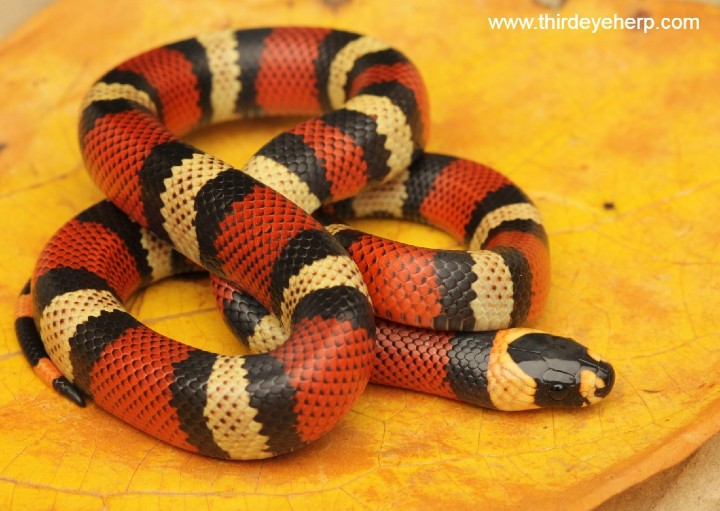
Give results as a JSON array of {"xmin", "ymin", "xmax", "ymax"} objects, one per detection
[{"xmin": 15, "ymin": 27, "xmax": 614, "ymax": 460}]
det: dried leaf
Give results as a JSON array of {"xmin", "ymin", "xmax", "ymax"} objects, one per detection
[{"xmin": 0, "ymin": 1, "xmax": 718, "ymax": 510}]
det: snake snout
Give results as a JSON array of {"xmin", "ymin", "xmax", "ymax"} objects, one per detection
[{"xmin": 593, "ymin": 360, "xmax": 615, "ymax": 399}]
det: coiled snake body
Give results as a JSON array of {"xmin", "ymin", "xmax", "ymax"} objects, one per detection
[{"xmin": 15, "ymin": 28, "xmax": 614, "ymax": 460}]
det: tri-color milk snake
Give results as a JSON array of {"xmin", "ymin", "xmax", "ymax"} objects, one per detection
[{"xmin": 15, "ymin": 27, "xmax": 614, "ymax": 460}]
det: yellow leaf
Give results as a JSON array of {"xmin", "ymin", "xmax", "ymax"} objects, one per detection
[{"xmin": 0, "ymin": 1, "xmax": 718, "ymax": 510}]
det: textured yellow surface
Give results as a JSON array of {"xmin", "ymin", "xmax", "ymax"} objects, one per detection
[{"xmin": 1, "ymin": 0, "xmax": 719, "ymax": 510}]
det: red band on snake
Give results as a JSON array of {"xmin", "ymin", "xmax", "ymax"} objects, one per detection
[{"xmin": 15, "ymin": 28, "xmax": 614, "ymax": 460}]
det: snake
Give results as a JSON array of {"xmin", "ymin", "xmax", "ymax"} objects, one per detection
[{"xmin": 14, "ymin": 27, "xmax": 614, "ymax": 460}]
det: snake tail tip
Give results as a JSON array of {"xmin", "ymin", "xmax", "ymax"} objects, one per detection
[{"xmin": 52, "ymin": 377, "xmax": 86, "ymax": 408}]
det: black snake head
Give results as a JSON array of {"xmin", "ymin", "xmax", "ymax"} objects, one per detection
[{"xmin": 502, "ymin": 330, "xmax": 615, "ymax": 409}]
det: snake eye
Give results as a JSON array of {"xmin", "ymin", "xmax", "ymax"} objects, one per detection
[{"xmin": 549, "ymin": 383, "xmax": 570, "ymax": 401}]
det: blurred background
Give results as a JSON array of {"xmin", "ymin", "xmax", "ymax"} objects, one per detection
[{"xmin": 0, "ymin": 0, "xmax": 54, "ymax": 37}]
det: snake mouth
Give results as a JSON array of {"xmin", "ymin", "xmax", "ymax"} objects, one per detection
[{"xmin": 593, "ymin": 360, "xmax": 615, "ymax": 399}]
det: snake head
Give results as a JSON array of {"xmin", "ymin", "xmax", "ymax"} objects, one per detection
[{"xmin": 488, "ymin": 328, "xmax": 615, "ymax": 410}]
